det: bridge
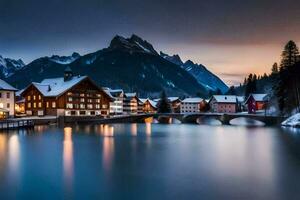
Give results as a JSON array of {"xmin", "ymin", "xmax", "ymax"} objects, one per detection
[{"xmin": 79, "ymin": 113, "xmax": 286, "ymax": 126}]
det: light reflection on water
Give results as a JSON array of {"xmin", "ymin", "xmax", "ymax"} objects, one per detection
[
  {"xmin": 0, "ymin": 124, "xmax": 300, "ymax": 199},
  {"xmin": 63, "ymin": 127, "xmax": 73, "ymax": 191}
]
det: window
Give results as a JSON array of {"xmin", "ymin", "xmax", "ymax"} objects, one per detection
[
  {"xmin": 95, "ymin": 99, "xmax": 100, "ymax": 103},
  {"xmin": 33, "ymin": 95, "xmax": 36, "ymax": 100},
  {"xmin": 7, "ymin": 103, "xmax": 10, "ymax": 108},
  {"xmin": 6, "ymin": 93, "xmax": 10, "ymax": 98},
  {"xmin": 0, "ymin": 103, "xmax": 3, "ymax": 108},
  {"xmin": 87, "ymin": 104, "xmax": 93, "ymax": 109},
  {"xmin": 80, "ymin": 111, "xmax": 86, "ymax": 115},
  {"xmin": 68, "ymin": 97, "xmax": 73, "ymax": 102},
  {"xmin": 87, "ymin": 99, "xmax": 92, "ymax": 103},
  {"xmin": 80, "ymin": 98, "xmax": 85, "ymax": 102},
  {"xmin": 27, "ymin": 96, "xmax": 31, "ymax": 101},
  {"xmin": 96, "ymin": 94, "xmax": 101, "ymax": 97},
  {"xmin": 46, "ymin": 102, "xmax": 49, "ymax": 108},
  {"xmin": 80, "ymin": 104, "xmax": 85, "ymax": 109},
  {"xmin": 33, "ymin": 103, "xmax": 36, "ymax": 108},
  {"xmin": 102, "ymin": 104, "xmax": 108, "ymax": 109},
  {"xmin": 27, "ymin": 103, "xmax": 31, "ymax": 108},
  {"xmin": 38, "ymin": 102, "xmax": 42, "ymax": 108},
  {"xmin": 52, "ymin": 102, "xmax": 56, "ymax": 108},
  {"xmin": 0, "ymin": 93, "xmax": 2, "ymax": 98},
  {"xmin": 95, "ymin": 104, "xmax": 100, "ymax": 109},
  {"xmin": 66, "ymin": 103, "xmax": 73, "ymax": 109},
  {"xmin": 38, "ymin": 95, "xmax": 41, "ymax": 100},
  {"xmin": 80, "ymin": 93, "xmax": 85, "ymax": 97}
]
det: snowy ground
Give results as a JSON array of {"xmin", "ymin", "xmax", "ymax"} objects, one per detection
[{"xmin": 282, "ymin": 113, "xmax": 300, "ymax": 127}]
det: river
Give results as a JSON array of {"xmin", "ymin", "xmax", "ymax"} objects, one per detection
[{"xmin": 0, "ymin": 123, "xmax": 300, "ymax": 199}]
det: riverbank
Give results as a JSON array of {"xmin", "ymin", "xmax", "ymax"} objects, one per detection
[{"xmin": 282, "ymin": 113, "xmax": 300, "ymax": 128}]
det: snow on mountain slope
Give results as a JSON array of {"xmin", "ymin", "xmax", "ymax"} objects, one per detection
[
  {"xmin": 49, "ymin": 52, "xmax": 80, "ymax": 64},
  {"xmin": 160, "ymin": 52, "xmax": 228, "ymax": 93},
  {"xmin": 0, "ymin": 55, "xmax": 25, "ymax": 78}
]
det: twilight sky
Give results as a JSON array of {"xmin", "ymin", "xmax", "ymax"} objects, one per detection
[{"xmin": 1, "ymin": 0, "xmax": 300, "ymax": 85}]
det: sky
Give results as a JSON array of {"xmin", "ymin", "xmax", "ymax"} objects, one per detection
[{"xmin": 1, "ymin": 0, "xmax": 300, "ymax": 85}]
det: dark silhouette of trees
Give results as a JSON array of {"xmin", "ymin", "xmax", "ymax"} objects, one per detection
[
  {"xmin": 276, "ymin": 40, "xmax": 300, "ymax": 115},
  {"xmin": 245, "ymin": 73, "xmax": 257, "ymax": 97},
  {"xmin": 226, "ymin": 86, "xmax": 236, "ymax": 95},
  {"xmin": 157, "ymin": 90, "xmax": 172, "ymax": 113},
  {"xmin": 271, "ymin": 62, "xmax": 279, "ymax": 75}
]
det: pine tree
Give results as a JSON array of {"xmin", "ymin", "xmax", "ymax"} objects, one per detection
[
  {"xmin": 157, "ymin": 90, "xmax": 172, "ymax": 113},
  {"xmin": 276, "ymin": 40, "xmax": 300, "ymax": 114},
  {"xmin": 271, "ymin": 62, "xmax": 279, "ymax": 74},
  {"xmin": 226, "ymin": 86, "xmax": 236, "ymax": 95},
  {"xmin": 280, "ymin": 40, "xmax": 299, "ymax": 69}
]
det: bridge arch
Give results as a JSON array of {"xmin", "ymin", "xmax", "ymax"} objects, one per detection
[
  {"xmin": 229, "ymin": 117, "xmax": 265, "ymax": 126},
  {"xmin": 196, "ymin": 116, "xmax": 222, "ymax": 125}
]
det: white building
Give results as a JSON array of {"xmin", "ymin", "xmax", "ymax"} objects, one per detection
[
  {"xmin": 104, "ymin": 88, "xmax": 124, "ymax": 115},
  {"xmin": 180, "ymin": 98, "xmax": 203, "ymax": 114},
  {"xmin": 123, "ymin": 93, "xmax": 139, "ymax": 114},
  {"xmin": 0, "ymin": 79, "xmax": 18, "ymax": 118}
]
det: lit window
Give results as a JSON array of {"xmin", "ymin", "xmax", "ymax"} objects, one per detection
[
  {"xmin": 46, "ymin": 102, "xmax": 49, "ymax": 108},
  {"xmin": 33, "ymin": 95, "xmax": 36, "ymax": 100},
  {"xmin": 80, "ymin": 93, "xmax": 85, "ymax": 97},
  {"xmin": 87, "ymin": 104, "xmax": 93, "ymax": 109},
  {"xmin": 38, "ymin": 102, "xmax": 42, "ymax": 108},
  {"xmin": 52, "ymin": 102, "xmax": 56, "ymax": 108},
  {"xmin": 33, "ymin": 103, "xmax": 36, "ymax": 108},
  {"xmin": 38, "ymin": 95, "xmax": 41, "ymax": 100},
  {"xmin": 95, "ymin": 104, "xmax": 100, "ymax": 109},
  {"xmin": 68, "ymin": 97, "xmax": 73, "ymax": 102},
  {"xmin": 80, "ymin": 104, "xmax": 85, "ymax": 109},
  {"xmin": 27, "ymin": 96, "xmax": 31, "ymax": 101},
  {"xmin": 27, "ymin": 103, "xmax": 31, "ymax": 108},
  {"xmin": 66, "ymin": 103, "xmax": 73, "ymax": 109},
  {"xmin": 80, "ymin": 98, "xmax": 85, "ymax": 102},
  {"xmin": 0, "ymin": 103, "xmax": 3, "ymax": 108}
]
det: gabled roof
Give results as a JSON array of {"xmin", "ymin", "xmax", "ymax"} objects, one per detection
[
  {"xmin": 210, "ymin": 95, "xmax": 237, "ymax": 103},
  {"xmin": 103, "ymin": 88, "xmax": 124, "ymax": 98},
  {"xmin": 182, "ymin": 97, "xmax": 203, "ymax": 103},
  {"xmin": 0, "ymin": 79, "xmax": 17, "ymax": 91},
  {"xmin": 21, "ymin": 75, "xmax": 112, "ymax": 100},
  {"xmin": 138, "ymin": 98, "xmax": 157, "ymax": 108},
  {"xmin": 124, "ymin": 92, "xmax": 137, "ymax": 98},
  {"xmin": 245, "ymin": 94, "xmax": 268, "ymax": 103},
  {"xmin": 236, "ymin": 96, "xmax": 245, "ymax": 103}
]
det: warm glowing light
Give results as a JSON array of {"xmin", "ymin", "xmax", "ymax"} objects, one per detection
[
  {"xmin": 8, "ymin": 135, "xmax": 20, "ymax": 175},
  {"xmin": 63, "ymin": 127, "xmax": 73, "ymax": 188},
  {"xmin": 102, "ymin": 125, "xmax": 114, "ymax": 137},
  {"xmin": 103, "ymin": 136, "xmax": 114, "ymax": 170},
  {"xmin": 145, "ymin": 117, "xmax": 153, "ymax": 123},
  {"xmin": 0, "ymin": 134, "xmax": 7, "ymax": 167},
  {"xmin": 131, "ymin": 123, "xmax": 137, "ymax": 136},
  {"xmin": 146, "ymin": 123, "xmax": 152, "ymax": 136}
]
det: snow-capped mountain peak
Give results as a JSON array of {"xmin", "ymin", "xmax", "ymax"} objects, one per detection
[
  {"xmin": 0, "ymin": 55, "xmax": 25, "ymax": 78},
  {"xmin": 160, "ymin": 51, "xmax": 183, "ymax": 66},
  {"xmin": 49, "ymin": 52, "xmax": 80, "ymax": 64}
]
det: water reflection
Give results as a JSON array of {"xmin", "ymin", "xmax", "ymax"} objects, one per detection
[
  {"xmin": 102, "ymin": 136, "xmax": 114, "ymax": 171},
  {"xmin": 145, "ymin": 123, "xmax": 152, "ymax": 136},
  {"xmin": 8, "ymin": 135, "xmax": 20, "ymax": 176},
  {"xmin": 63, "ymin": 127, "xmax": 73, "ymax": 190},
  {"xmin": 131, "ymin": 123, "xmax": 138, "ymax": 136}
]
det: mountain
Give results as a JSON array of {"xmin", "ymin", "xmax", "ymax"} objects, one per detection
[
  {"xmin": 0, "ymin": 55, "xmax": 25, "ymax": 78},
  {"xmin": 160, "ymin": 52, "xmax": 228, "ymax": 93},
  {"xmin": 7, "ymin": 35, "xmax": 211, "ymax": 97}
]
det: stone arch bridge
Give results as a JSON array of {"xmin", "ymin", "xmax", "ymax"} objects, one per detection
[{"xmin": 90, "ymin": 113, "xmax": 286, "ymax": 126}]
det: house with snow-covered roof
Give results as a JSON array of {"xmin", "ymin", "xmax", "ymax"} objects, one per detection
[
  {"xmin": 245, "ymin": 93, "xmax": 268, "ymax": 114},
  {"xmin": 21, "ymin": 67, "xmax": 112, "ymax": 116},
  {"xmin": 0, "ymin": 79, "xmax": 18, "ymax": 118},
  {"xmin": 180, "ymin": 97, "xmax": 207, "ymax": 114},
  {"xmin": 103, "ymin": 88, "xmax": 124, "ymax": 115},
  {"xmin": 123, "ymin": 92, "xmax": 140, "ymax": 114},
  {"xmin": 139, "ymin": 98, "xmax": 157, "ymax": 113},
  {"xmin": 209, "ymin": 95, "xmax": 238, "ymax": 113}
]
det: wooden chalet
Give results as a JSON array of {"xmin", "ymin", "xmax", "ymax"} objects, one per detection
[{"xmin": 21, "ymin": 67, "xmax": 112, "ymax": 116}]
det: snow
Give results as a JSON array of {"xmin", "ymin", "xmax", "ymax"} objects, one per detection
[
  {"xmin": 0, "ymin": 79, "xmax": 18, "ymax": 91},
  {"xmin": 282, "ymin": 113, "xmax": 300, "ymax": 127},
  {"xmin": 125, "ymin": 93, "xmax": 137, "ymax": 98},
  {"xmin": 211, "ymin": 95, "xmax": 237, "ymax": 103},
  {"xmin": 182, "ymin": 97, "xmax": 203, "ymax": 103},
  {"xmin": 27, "ymin": 76, "xmax": 87, "ymax": 97},
  {"xmin": 154, "ymin": 97, "xmax": 180, "ymax": 102},
  {"xmin": 134, "ymin": 41, "xmax": 151, "ymax": 53},
  {"xmin": 245, "ymin": 94, "xmax": 268, "ymax": 103}
]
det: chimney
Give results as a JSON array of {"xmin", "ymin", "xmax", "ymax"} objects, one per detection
[
  {"xmin": 64, "ymin": 66, "xmax": 73, "ymax": 81},
  {"xmin": 48, "ymin": 85, "xmax": 51, "ymax": 92}
]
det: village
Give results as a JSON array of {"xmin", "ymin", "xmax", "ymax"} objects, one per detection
[{"xmin": 0, "ymin": 66, "xmax": 269, "ymax": 122}]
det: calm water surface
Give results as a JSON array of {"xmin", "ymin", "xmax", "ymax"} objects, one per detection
[{"xmin": 0, "ymin": 123, "xmax": 300, "ymax": 200}]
